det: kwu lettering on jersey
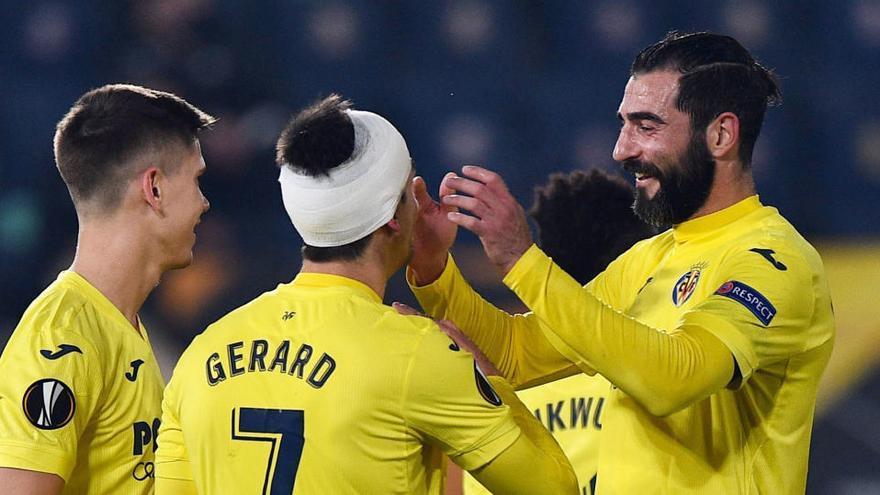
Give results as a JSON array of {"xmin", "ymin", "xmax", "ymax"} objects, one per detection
[
  {"xmin": 206, "ymin": 339, "xmax": 337, "ymax": 388},
  {"xmin": 534, "ymin": 395, "xmax": 604, "ymax": 433}
]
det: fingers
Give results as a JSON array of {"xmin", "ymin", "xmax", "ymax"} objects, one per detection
[
  {"xmin": 442, "ymin": 194, "xmax": 488, "ymax": 217},
  {"xmin": 438, "ymin": 172, "xmax": 460, "ymax": 213},
  {"xmin": 439, "ymin": 172, "xmax": 458, "ymax": 199},
  {"xmin": 461, "ymin": 165, "xmax": 508, "ymax": 192},
  {"xmin": 415, "ymin": 174, "xmax": 466, "ymax": 215},
  {"xmin": 442, "ymin": 166, "xmax": 508, "ymax": 199},
  {"xmin": 443, "ymin": 175, "xmax": 486, "ymax": 197},
  {"xmin": 436, "ymin": 319, "xmax": 502, "ymax": 377},
  {"xmin": 446, "ymin": 167, "xmax": 513, "ymax": 209},
  {"xmin": 447, "ymin": 211, "xmax": 485, "ymax": 235},
  {"xmin": 435, "ymin": 320, "xmax": 469, "ymax": 346},
  {"xmin": 392, "ymin": 302, "xmax": 421, "ymax": 316},
  {"xmin": 435, "ymin": 319, "xmax": 459, "ymax": 335}
]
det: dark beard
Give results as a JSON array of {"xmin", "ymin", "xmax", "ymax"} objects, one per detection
[{"xmin": 624, "ymin": 133, "xmax": 716, "ymax": 227}]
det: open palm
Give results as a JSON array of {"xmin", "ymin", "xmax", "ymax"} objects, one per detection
[{"xmin": 409, "ymin": 174, "xmax": 458, "ymax": 284}]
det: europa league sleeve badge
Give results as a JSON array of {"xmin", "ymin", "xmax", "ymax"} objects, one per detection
[{"xmin": 22, "ymin": 379, "xmax": 76, "ymax": 430}]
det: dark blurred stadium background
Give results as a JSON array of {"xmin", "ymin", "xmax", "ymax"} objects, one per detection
[{"xmin": 1, "ymin": 1, "xmax": 878, "ymax": 493}]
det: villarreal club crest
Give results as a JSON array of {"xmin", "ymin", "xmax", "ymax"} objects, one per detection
[{"xmin": 672, "ymin": 262, "xmax": 708, "ymax": 307}]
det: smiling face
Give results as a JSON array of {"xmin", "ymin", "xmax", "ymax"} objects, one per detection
[
  {"xmin": 159, "ymin": 139, "xmax": 210, "ymax": 270},
  {"xmin": 613, "ymin": 70, "xmax": 716, "ymax": 227}
]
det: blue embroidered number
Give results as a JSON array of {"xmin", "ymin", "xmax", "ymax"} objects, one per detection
[{"xmin": 232, "ymin": 408, "xmax": 305, "ymax": 495}]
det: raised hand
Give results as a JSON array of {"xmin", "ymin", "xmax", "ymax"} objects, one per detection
[
  {"xmin": 442, "ymin": 165, "xmax": 533, "ymax": 275},
  {"xmin": 409, "ymin": 174, "xmax": 459, "ymax": 285}
]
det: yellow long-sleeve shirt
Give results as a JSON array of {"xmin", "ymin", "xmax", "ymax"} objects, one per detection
[{"xmin": 411, "ymin": 196, "xmax": 834, "ymax": 494}]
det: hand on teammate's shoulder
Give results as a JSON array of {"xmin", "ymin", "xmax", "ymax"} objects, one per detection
[{"xmin": 391, "ymin": 302, "xmax": 502, "ymax": 377}]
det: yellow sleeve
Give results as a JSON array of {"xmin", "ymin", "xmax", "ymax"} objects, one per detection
[
  {"xmin": 155, "ymin": 375, "xmax": 195, "ymax": 488},
  {"xmin": 467, "ymin": 375, "xmax": 608, "ymax": 494},
  {"xmin": 683, "ymin": 243, "xmax": 832, "ymax": 386},
  {"xmin": 468, "ymin": 376, "xmax": 578, "ymax": 494},
  {"xmin": 407, "ymin": 254, "xmax": 582, "ymax": 389},
  {"xmin": 504, "ymin": 245, "xmax": 734, "ymax": 417},
  {"xmin": 0, "ymin": 324, "xmax": 102, "ymax": 481}
]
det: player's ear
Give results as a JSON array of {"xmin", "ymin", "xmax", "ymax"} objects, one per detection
[
  {"xmin": 386, "ymin": 218, "xmax": 402, "ymax": 233},
  {"xmin": 385, "ymin": 197, "xmax": 407, "ymax": 234},
  {"xmin": 141, "ymin": 167, "xmax": 162, "ymax": 211},
  {"xmin": 706, "ymin": 112, "xmax": 739, "ymax": 159}
]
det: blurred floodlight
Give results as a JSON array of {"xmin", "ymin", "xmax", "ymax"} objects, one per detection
[
  {"xmin": 853, "ymin": 0, "xmax": 880, "ymax": 46},
  {"xmin": 308, "ymin": 3, "xmax": 359, "ymax": 59},
  {"xmin": 440, "ymin": 114, "xmax": 494, "ymax": 163},
  {"xmin": 445, "ymin": 0, "xmax": 495, "ymax": 54},
  {"xmin": 25, "ymin": 2, "xmax": 73, "ymax": 62},
  {"xmin": 856, "ymin": 121, "xmax": 880, "ymax": 183},
  {"xmin": 591, "ymin": 1, "xmax": 642, "ymax": 50},
  {"xmin": 0, "ymin": 191, "xmax": 41, "ymax": 255},
  {"xmin": 722, "ymin": 1, "xmax": 770, "ymax": 47}
]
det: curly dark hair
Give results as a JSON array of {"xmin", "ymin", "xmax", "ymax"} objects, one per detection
[{"xmin": 530, "ymin": 169, "xmax": 656, "ymax": 284}]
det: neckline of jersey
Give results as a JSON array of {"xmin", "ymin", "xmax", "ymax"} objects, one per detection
[
  {"xmin": 291, "ymin": 272, "xmax": 382, "ymax": 303},
  {"xmin": 672, "ymin": 195, "xmax": 763, "ymax": 244},
  {"xmin": 58, "ymin": 270, "xmax": 149, "ymax": 341}
]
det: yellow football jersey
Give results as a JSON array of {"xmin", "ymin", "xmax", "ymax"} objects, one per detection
[
  {"xmin": 0, "ymin": 271, "xmax": 164, "ymax": 494},
  {"xmin": 413, "ymin": 196, "xmax": 834, "ymax": 494},
  {"xmin": 463, "ymin": 375, "xmax": 608, "ymax": 495},
  {"xmin": 156, "ymin": 272, "xmax": 521, "ymax": 495}
]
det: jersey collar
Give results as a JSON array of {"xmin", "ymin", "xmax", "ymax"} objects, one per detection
[
  {"xmin": 672, "ymin": 195, "xmax": 763, "ymax": 244},
  {"xmin": 59, "ymin": 270, "xmax": 149, "ymax": 340},
  {"xmin": 291, "ymin": 272, "xmax": 383, "ymax": 303}
]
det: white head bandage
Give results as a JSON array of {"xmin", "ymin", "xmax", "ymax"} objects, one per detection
[{"xmin": 278, "ymin": 109, "xmax": 412, "ymax": 247}]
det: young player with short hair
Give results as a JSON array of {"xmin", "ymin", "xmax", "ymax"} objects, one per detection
[{"xmin": 0, "ymin": 84, "xmax": 215, "ymax": 495}]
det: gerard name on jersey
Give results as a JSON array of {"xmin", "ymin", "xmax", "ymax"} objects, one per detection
[{"xmin": 205, "ymin": 339, "xmax": 337, "ymax": 388}]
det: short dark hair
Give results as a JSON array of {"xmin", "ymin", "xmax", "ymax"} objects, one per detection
[
  {"xmin": 54, "ymin": 84, "xmax": 215, "ymax": 210},
  {"xmin": 275, "ymin": 94, "xmax": 368, "ymax": 262},
  {"xmin": 530, "ymin": 169, "xmax": 656, "ymax": 285},
  {"xmin": 631, "ymin": 31, "xmax": 781, "ymax": 165}
]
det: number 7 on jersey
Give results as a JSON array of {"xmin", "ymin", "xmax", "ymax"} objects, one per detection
[{"xmin": 232, "ymin": 408, "xmax": 305, "ymax": 495}]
